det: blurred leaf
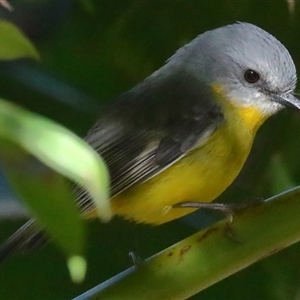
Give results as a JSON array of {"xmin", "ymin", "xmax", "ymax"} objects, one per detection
[
  {"xmin": 2, "ymin": 157, "xmax": 86, "ymax": 260},
  {"xmin": 0, "ymin": 98, "xmax": 111, "ymax": 221},
  {"xmin": 68, "ymin": 255, "xmax": 87, "ymax": 283},
  {"xmin": 286, "ymin": 0, "xmax": 295, "ymax": 14},
  {"xmin": 0, "ymin": 20, "xmax": 39, "ymax": 60},
  {"xmin": 0, "ymin": 0, "xmax": 13, "ymax": 11}
]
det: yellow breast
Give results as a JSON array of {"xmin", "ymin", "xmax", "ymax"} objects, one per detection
[
  {"xmin": 106, "ymin": 81, "xmax": 270, "ymax": 225},
  {"xmin": 110, "ymin": 97, "xmax": 267, "ymax": 225}
]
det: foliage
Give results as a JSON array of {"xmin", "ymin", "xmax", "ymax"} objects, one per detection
[{"xmin": 0, "ymin": 19, "xmax": 110, "ymax": 282}]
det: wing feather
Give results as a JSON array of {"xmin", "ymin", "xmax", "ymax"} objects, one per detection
[{"xmin": 75, "ymin": 71, "xmax": 224, "ymax": 213}]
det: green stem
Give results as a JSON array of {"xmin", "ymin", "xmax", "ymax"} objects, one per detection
[{"xmin": 75, "ymin": 186, "xmax": 300, "ymax": 300}]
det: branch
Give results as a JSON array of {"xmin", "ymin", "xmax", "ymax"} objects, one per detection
[{"xmin": 74, "ymin": 186, "xmax": 300, "ymax": 299}]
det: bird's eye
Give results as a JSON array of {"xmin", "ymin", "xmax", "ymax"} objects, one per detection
[{"xmin": 244, "ymin": 69, "xmax": 260, "ymax": 84}]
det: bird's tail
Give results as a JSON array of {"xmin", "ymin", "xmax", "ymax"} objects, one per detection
[{"xmin": 0, "ymin": 219, "xmax": 47, "ymax": 263}]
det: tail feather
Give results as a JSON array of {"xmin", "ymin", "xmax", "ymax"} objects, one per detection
[{"xmin": 0, "ymin": 219, "xmax": 47, "ymax": 263}]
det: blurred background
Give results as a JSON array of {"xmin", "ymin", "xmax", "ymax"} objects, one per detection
[{"xmin": 1, "ymin": 0, "xmax": 300, "ymax": 299}]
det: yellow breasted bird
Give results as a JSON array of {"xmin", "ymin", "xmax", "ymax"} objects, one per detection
[{"xmin": 0, "ymin": 22, "xmax": 299, "ymax": 261}]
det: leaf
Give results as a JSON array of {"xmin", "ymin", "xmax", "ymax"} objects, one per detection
[
  {"xmin": 2, "ymin": 159, "xmax": 86, "ymax": 259},
  {"xmin": 68, "ymin": 255, "xmax": 87, "ymax": 283},
  {"xmin": 0, "ymin": 20, "xmax": 39, "ymax": 60},
  {"xmin": 0, "ymin": 98, "xmax": 111, "ymax": 222},
  {"xmin": 0, "ymin": 0, "xmax": 13, "ymax": 11},
  {"xmin": 0, "ymin": 98, "xmax": 111, "ymax": 281}
]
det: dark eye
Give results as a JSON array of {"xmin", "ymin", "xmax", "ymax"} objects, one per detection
[{"xmin": 244, "ymin": 69, "xmax": 260, "ymax": 83}]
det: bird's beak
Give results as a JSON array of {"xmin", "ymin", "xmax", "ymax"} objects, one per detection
[{"xmin": 273, "ymin": 93, "xmax": 300, "ymax": 110}]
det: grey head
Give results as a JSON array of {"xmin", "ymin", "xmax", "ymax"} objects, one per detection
[{"xmin": 165, "ymin": 22, "xmax": 299, "ymax": 116}]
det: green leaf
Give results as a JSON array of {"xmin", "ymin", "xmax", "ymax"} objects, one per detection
[
  {"xmin": 0, "ymin": 20, "xmax": 39, "ymax": 60},
  {"xmin": 0, "ymin": 98, "xmax": 111, "ymax": 221},
  {"xmin": 68, "ymin": 255, "xmax": 87, "ymax": 283},
  {"xmin": 2, "ymin": 161, "xmax": 86, "ymax": 259}
]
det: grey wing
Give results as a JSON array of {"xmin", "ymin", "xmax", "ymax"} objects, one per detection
[{"xmin": 75, "ymin": 71, "xmax": 224, "ymax": 213}]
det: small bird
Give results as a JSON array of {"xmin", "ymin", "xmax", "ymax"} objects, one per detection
[{"xmin": 0, "ymin": 22, "xmax": 299, "ymax": 262}]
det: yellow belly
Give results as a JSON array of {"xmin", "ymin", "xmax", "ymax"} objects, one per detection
[{"xmin": 111, "ymin": 103, "xmax": 266, "ymax": 224}]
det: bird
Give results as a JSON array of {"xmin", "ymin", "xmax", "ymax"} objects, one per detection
[{"xmin": 0, "ymin": 22, "xmax": 298, "ymax": 262}]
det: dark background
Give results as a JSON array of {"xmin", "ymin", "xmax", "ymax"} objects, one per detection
[{"xmin": 1, "ymin": 0, "xmax": 300, "ymax": 299}]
